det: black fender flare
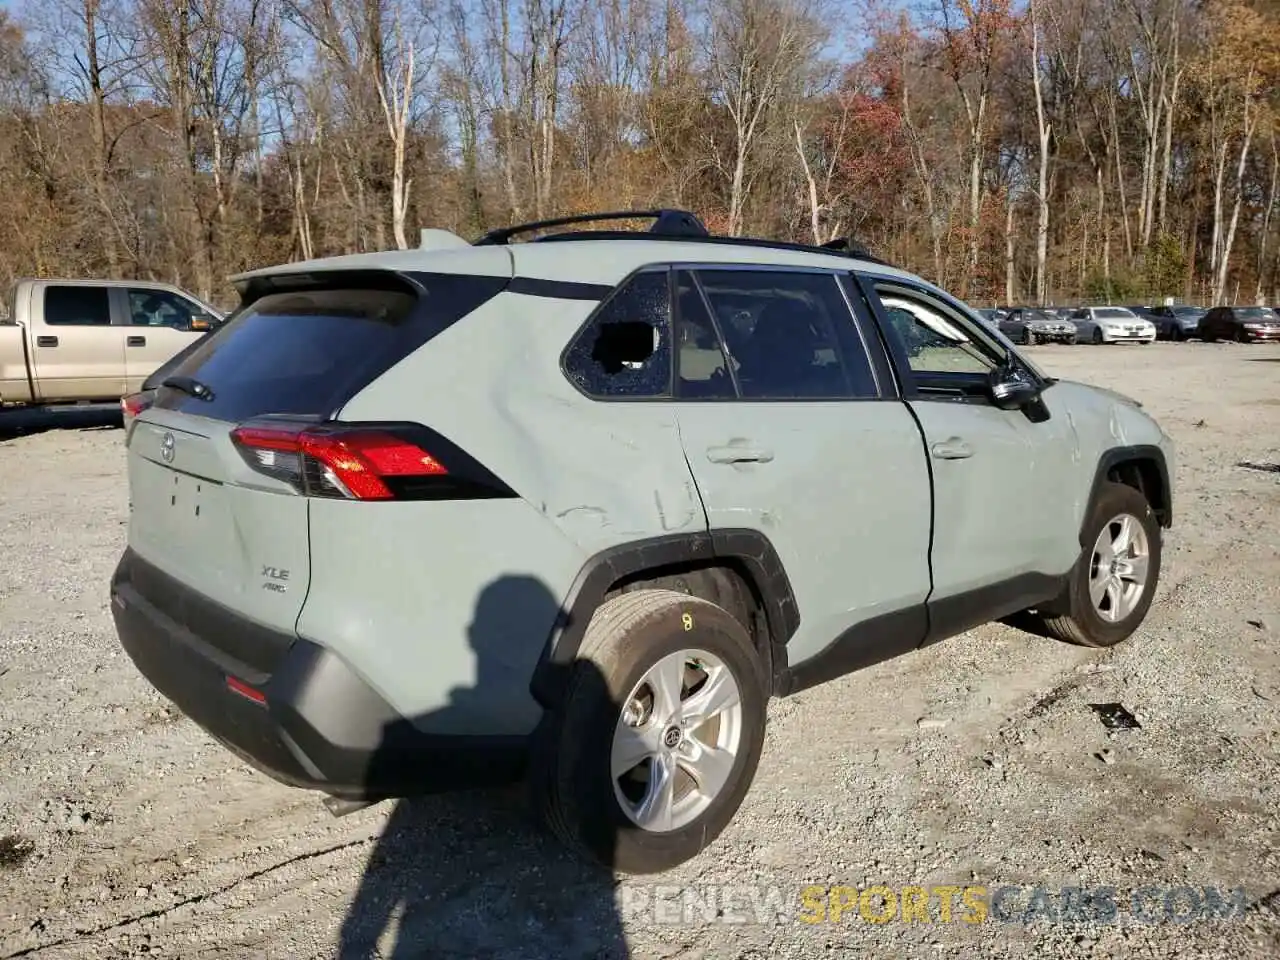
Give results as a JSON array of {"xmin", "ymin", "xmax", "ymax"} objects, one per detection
[
  {"xmin": 529, "ymin": 529, "xmax": 800, "ymax": 708},
  {"xmin": 1080, "ymin": 444, "xmax": 1172, "ymax": 541}
]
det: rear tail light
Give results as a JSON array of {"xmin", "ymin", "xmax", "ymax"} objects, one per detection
[
  {"xmin": 122, "ymin": 392, "xmax": 152, "ymax": 418},
  {"xmin": 229, "ymin": 421, "xmax": 512, "ymax": 502}
]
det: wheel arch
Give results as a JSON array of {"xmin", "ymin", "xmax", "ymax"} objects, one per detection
[
  {"xmin": 530, "ymin": 529, "xmax": 800, "ymax": 708},
  {"xmin": 1083, "ymin": 445, "xmax": 1172, "ymax": 537}
]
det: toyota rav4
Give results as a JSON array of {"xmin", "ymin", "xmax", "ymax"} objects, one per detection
[{"xmin": 111, "ymin": 210, "xmax": 1174, "ymax": 875}]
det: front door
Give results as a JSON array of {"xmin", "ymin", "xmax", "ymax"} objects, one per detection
[
  {"xmin": 857, "ymin": 275, "xmax": 1079, "ymax": 640},
  {"xmin": 670, "ymin": 267, "xmax": 933, "ymax": 684},
  {"xmin": 120, "ymin": 288, "xmax": 211, "ymax": 393}
]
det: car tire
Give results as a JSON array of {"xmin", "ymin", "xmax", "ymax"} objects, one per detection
[
  {"xmin": 1034, "ymin": 482, "xmax": 1162, "ymax": 648},
  {"xmin": 1025, "ymin": 331, "xmax": 1037, "ymax": 345},
  {"xmin": 1235, "ymin": 328, "xmax": 1250, "ymax": 343},
  {"xmin": 1092, "ymin": 328, "xmax": 1104, "ymax": 344},
  {"xmin": 531, "ymin": 588, "xmax": 767, "ymax": 875}
]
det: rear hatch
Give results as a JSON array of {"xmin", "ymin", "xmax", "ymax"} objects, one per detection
[{"xmin": 123, "ymin": 271, "xmax": 511, "ymax": 670}]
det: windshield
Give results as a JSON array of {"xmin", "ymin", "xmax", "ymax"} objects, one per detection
[
  {"xmin": 1172, "ymin": 307, "xmax": 1205, "ymax": 317},
  {"xmin": 1024, "ymin": 311, "xmax": 1057, "ymax": 322},
  {"xmin": 1096, "ymin": 307, "xmax": 1137, "ymax": 319},
  {"xmin": 1237, "ymin": 307, "xmax": 1277, "ymax": 319}
]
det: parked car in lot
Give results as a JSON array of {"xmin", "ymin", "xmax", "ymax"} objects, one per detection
[
  {"xmin": 1197, "ymin": 306, "xmax": 1280, "ymax": 343},
  {"xmin": 998, "ymin": 307, "xmax": 1078, "ymax": 345},
  {"xmin": 111, "ymin": 209, "xmax": 1175, "ymax": 874},
  {"xmin": 1148, "ymin": 305, "xmax": 1207, "ymax": 340},
  {"xmin": 1, "ymin": 279, "xmax": 222, "ymax": 416},
  {"xmin": 1069, "ymin": 306, "xmax": 1157, "ymax": 344}
]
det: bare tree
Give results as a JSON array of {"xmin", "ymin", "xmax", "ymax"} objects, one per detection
[
  {"xmin": 1028, "ymin": 0, "xmax": 1051, "ymax": 305},
  {"xmin": 703, "ymin": 0, "xmax": 827, "ymax": 236}
]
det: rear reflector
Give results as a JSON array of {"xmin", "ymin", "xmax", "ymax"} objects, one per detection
[
  {"xmin": 226, "ymin": 675, "xmax": 267, "ymax": 704},
  {"xmin": 230, "ymin": 424, "xmax": 448, "ymax": 500}
]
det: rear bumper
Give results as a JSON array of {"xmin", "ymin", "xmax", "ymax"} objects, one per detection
[
  {"xmin": 110, "ymin": 549, "xmax": 529, "ymax": 800},
  {"xmin": 1243, "ymin": 329, "xmax": 1280, "ymax": 341}
]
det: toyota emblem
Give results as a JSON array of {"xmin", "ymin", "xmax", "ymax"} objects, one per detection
[{"xmin": 160, "ymin": 431, "xmax": 176, "ymax": 463}]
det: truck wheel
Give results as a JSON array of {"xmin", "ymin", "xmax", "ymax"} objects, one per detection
[
  {"xmin": 1035, "ymin": 482, "xmax": 1162, "ymax": 648},
  {"xmin": 532, "ymin": 589, "xmax": 767, "ymax": 874}
]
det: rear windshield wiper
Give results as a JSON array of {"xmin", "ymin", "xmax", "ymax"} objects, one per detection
[{"xmin": 161, "ymin": 375, "xmax": 216, "ymax": 402}]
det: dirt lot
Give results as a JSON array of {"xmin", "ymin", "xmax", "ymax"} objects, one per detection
[{"xmin": 1, "ymin": 342, "xmax": 1278, "ymax": 960}]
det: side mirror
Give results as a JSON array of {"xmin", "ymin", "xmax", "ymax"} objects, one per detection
[
  {"xmin": 189, "ymin": 312, "xmax": 217, "ymax": 331},
  {"xmin": 988, "ymin": 363, "xmax": 1041, "ymax": 410}
]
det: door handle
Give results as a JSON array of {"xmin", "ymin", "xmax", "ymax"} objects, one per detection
[
  {"xmin": 36, "ymin": 335, "xmax": 58, "ymax": 347},
  {"xmin": 707, "ymin": 446, "xmax": 774, "ymax": 464},
  {"xmin": 930, "ymin": 437, "xmax": 973, "ymax": 460},
  {"xmin": 127, "ymin": 335, "xmax": 147, "ymax": 347}
]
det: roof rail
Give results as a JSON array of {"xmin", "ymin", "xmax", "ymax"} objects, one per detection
[
  {"xmin": 471, "ymin": 208, "xmax": 893, "ymax": 267},
  {"xmin": 474, "ymin": 209, "xmax": 710, "ymax": 246}
]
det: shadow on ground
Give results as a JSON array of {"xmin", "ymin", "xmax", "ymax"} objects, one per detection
[
  {"xmin": 336, "ymin": 575, "xmax": 629, "ymax": 959},
  {"xmin": 0, "ymin": 407, "xmax": 122, "ymax": 442}
]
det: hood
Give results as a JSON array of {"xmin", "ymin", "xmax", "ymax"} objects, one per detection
[{"xmin": 1062, "ymin": 380, "xmax": 1143, "ymax": 409}]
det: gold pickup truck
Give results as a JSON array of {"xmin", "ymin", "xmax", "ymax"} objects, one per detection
[{"xmin": 1, "ymin": 279, "xmax": 222, "ymax": 412}]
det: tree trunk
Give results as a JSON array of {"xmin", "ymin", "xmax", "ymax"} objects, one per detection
[
  {"xmin": 84, "ymin": 0, "xmax": 120, "ymax": 275},
  {"xmin": 1004, "ymin": 188, "xmax": 1016, "ymax": 305},
  {"xmin": 1030, "ymin": 0, "xmax": 1051, "ymax": 307}
]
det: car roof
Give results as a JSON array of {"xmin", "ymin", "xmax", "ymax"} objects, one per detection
[
  {"xmin": 230, "ymin": 213, "xmax": 926, "ymax": 293},
  {"xmin": 12, "ymin": 277, "xmax": 193, "ymax": 291}
]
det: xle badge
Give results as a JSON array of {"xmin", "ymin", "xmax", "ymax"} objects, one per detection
[{"xmin": 262, "ymin": 566, "xmax": 290, "ymax": 593}]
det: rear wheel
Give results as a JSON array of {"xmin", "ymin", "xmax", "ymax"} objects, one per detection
[
  {"xmin": 1031, "ymin": 482, "xmax": 1161, "ymax": 648},
  {"xmin": 532, "ymin": 589, "xmax": 767, "ymax": 874}
]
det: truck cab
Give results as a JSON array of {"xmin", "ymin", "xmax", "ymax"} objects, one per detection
[{"xmin": 1, "ymin": 279, "xmax": 221, "ymax": 409}]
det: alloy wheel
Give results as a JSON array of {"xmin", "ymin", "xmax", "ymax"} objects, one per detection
[
  {"xmin": 611, "ymin": 649, "xmax": 744, "ymax": 832},
  {"xmin": 1088, "ymin": 514, "xmax": 1151, "ymax": 623}
]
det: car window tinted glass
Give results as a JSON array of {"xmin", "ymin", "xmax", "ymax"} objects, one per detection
[
  {"xmin": 674, "ymin": 271, "xmax": 736, "ymax": 400},
  {"xmin": 869, "ymin": 282, "xmax": 1002, "ymax": 375},
  {"xmin": 128, "ymin": 289, "xmax": 200, "ymax": 329},
  {"xmin": 563, "ymin": 271, "xmax": 671, "ymax": 398},
  {"xmin": 44, "ymin": 286, "xmax": 112, "ymax": 326},
  {"xmin": 694, "ymin": 270, "xmax": 877, "ymax": 399},
  {"xmin": 154, "ymin": 275, "xmax": 506, "ymax": 421}
]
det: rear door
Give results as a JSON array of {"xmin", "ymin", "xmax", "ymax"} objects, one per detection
[
  {"xmin": 30, "ymin": 283, "xmax": 126, "ymax": 400},
  {"xmin": 126, "ymin": 274, "xmax": 509, "ymax": 638},
  {"xmin": 671, "ymin": 267, "xmax": 933, "ymax": 681},
  {"xmin": 119, "ymin": 287, "xmax": 217, "ymax": 392}
]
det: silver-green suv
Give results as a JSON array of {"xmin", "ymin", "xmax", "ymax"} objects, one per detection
[{"xmin": 111, "ymin": 211, "xmax": 1175, "ymax": 874}]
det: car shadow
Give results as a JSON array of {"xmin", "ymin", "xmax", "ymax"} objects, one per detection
[
  {"xmin": 0, "ymin": 407, "xmax": 122, "ymax": 442},
  {"xmin": 1246, "ymin": 357, "xmax": 1280, "ymax": 363},
  {"xmin": 336, "ymin": 575, "xmax": 629, "ymax": 959}
]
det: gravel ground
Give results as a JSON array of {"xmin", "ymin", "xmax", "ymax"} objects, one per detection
[{"xmin": 1, "ymin": 342, "xmax": 1278, "ymax": 960}]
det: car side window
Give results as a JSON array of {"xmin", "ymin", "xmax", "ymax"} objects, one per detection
[
  {"xmin": 674, "ymin": 271, "xmax": 737, "ymax": 400},
  {"xmin": 865, "ymin": 281, "xmax": 1003, "ymax": 375},
  {"xmin": 693, "ymin": 269, "xmax": 878, "ymax": 399},
  {"xmin": 562, "ymin": 270, "xmax": 672, "ymax": 398},
  {"xmin": 128, "ymin": 289, "xmax": 200, "ymax": 329},
  {"xmin": 44, "ymin": 286, "xmax": 112, "ymax": 326}
]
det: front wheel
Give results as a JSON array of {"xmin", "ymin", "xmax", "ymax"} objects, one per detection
[
  {"xmin": 532, "ymin": 589, "xmax": 768, "ymax": 874},
  {"xmin": 1092, "ymin": 328, "xmax": 1104, "ymax": 345},
  {"xmin": 1032, "ymin": 482, "xmax": 1162, "ymax": 648},
  {"xmin": 1025, "ymin": 331, "xmax": 1038, "ymax": 346}
]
